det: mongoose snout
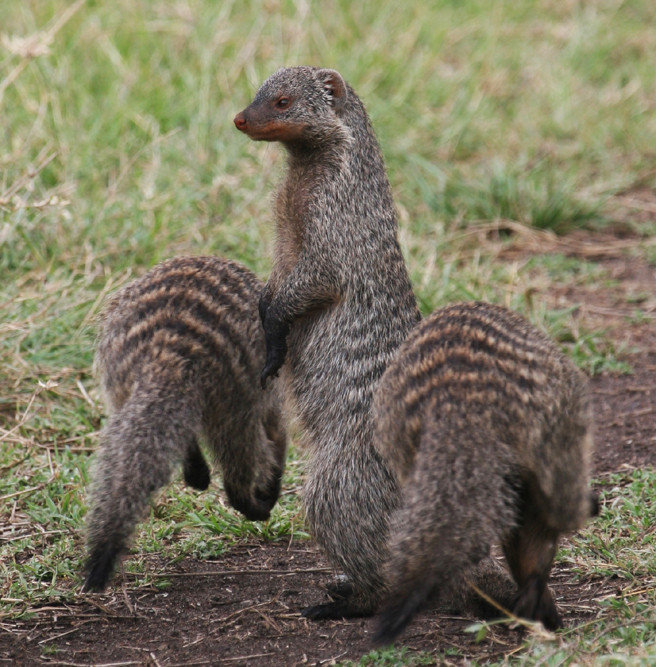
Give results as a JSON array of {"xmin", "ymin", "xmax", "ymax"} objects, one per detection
[{"xmin": 233, "ymin": 112, "xmax": 247, "ymax": 131}]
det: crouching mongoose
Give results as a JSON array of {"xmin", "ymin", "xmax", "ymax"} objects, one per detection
[
  {"xmin": 83, "ymin": 255, "xmax": 287, "ymax": 592},
  {"xmin": 373, "ymin": 301, "xmax": 597, "ymax": 642}
]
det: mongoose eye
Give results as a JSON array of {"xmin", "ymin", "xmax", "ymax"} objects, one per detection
[{"xmin": 275, "ymin": 97, "xmax": 290, "ymax": 109}]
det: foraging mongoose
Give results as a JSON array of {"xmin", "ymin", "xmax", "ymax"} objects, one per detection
[
  {"xmin": 233, "ymin": 66, "xmax": 422, "ymax": 618},
  {"xmin": 372, "ymin": 301, "xmax": 597, "ymax": 642},
  {"xmin": 83, "ymin": 255, "xmax": 287, "ymax": 592}
]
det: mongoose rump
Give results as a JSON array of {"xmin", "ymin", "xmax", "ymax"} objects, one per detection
[
  {"xmin": 373, "ymin": 301, "xmax": 597, "ymax": 642},
  {"xmin": 84, "ymin": 255, "xmax": 287, "ymax": 592}
]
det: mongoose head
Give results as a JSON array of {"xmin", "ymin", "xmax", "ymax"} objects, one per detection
[{"xmin": 234, "ymin": 66, "xmax": 351, "ymax": 147}]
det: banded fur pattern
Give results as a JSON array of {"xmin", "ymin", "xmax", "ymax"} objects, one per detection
[
  {"xmin": 373, "ymin": 301, "xmax": 595, "ymax": 642},
  {"xmin": 84, "ymin": 256, "xmax": 287, "ymax": 592}
]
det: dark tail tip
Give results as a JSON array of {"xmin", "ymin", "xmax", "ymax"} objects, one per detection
[
  {"xmin": 82, "ymin": 543, "xmax": 121, "ymax": 593},
  {"xmin": 373, "ymin": 588, "xmax": 429, "ymax": 646}
]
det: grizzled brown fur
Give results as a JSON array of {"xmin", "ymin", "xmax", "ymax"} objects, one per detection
[
  {"xmin": 373, "ymin": 301, "xmax": 596, "ymax": 643},
  {"xmin": 234, "ymin": 67, "xmax": 421, "ymax": 618},
  {"xmin": 83, "ymin": 256, "xmax": 287, "ymax": 592}
]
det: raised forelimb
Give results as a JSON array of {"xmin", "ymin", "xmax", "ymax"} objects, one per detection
[{"xmin": 259, "ymin": 261, "xmax": 341, "ymax": 387}]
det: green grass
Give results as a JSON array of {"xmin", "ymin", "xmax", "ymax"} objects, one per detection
[{"xmin": 1, "ymin": 0, "xmax": 655, "ymax": 664}]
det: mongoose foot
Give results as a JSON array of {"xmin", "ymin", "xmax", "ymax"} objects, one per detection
[
  {"xmin": 373, "ymin": 587, "xmax": 429, "ymax": 645},
  {"xmin": 183, "ymin": 444, "xmax": 211, "ymax": 491},
  {"xmin": 513, "ymin": 576, "xmax": 563, "ymax": 631},
  {"xmin": 589, "ymin": 490, "xmax": 600, "ymax": 517},
  {"xmin": 301, "ymin": 597, "xmax": 373, "ymax": 621},
  {"xmin": 325, "ymin": 577, "xmax": 354, "ymax": 601},
  {"xmin": 224, "ymin": 483, "xmax": 273, "ymax": 522},
  {"xmin": 82, "ymin": 542, "xmax": 122, "ymax": 593}
]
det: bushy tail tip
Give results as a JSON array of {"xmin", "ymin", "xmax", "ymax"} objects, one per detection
[{"xmin": 82, "ymin": 542, "xmax": 122, "ymax": 593}]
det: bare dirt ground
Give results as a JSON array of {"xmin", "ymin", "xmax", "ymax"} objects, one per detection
[{"xmin": 1, "ymin": 230, "xmax": 655, "ymax": 667}]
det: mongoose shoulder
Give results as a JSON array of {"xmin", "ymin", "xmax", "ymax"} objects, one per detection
[
  {"xmin": 234, "ymin": 66, "xmax": 421, "ymax": 618},
  {"xmin": 83, "ymin": 255, "xmax": 287, "ymax": 592},
  {"xmin": 372, "ymin": 301, "xmax": 597, "ymax": 642}
]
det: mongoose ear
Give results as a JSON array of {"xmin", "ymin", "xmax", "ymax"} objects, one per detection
[{"xmin": 318, "ymin": 69, "xmax": 347, "ymax": 110}]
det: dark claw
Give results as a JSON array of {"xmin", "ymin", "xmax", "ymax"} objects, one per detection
[
  {"xmin": 260, "ymin": 342, "xmax": 287, "ymax": 388},
  {"xmin": 260, "ymin": 365, "xmax": 280, "ymax": 389}
]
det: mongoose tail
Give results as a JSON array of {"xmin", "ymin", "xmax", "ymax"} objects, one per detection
[{"xmin": 83, "ymin": 391, "xmax": 199, "ymax": 592}]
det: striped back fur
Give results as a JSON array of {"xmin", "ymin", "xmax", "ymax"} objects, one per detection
[
  {"xmin": 84, "ymin": 256, "xmax": 287, "ymax": 592},
  {"xmin": 373, "ymin": 301, "xmax": 595, "ymax": 642}
]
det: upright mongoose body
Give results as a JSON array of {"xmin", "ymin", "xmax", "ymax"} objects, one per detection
[
  {"xmin": 373, "ymin": 301, "xmax": 596, "ymax": 642},
  {"xmin": 83, "ymin": 255, "xmax": 287, "ymax": 592},
  {"xmin": 234, "ymin": 67, "xmax": 421, "ymax": 617}
]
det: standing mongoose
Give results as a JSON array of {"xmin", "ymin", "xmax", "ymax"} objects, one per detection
[
  {"xmin": 233, "ymin": 66, "xmax": 422, "ymax": 618},
  {"xmin": 372, "ymin": 301, "xmax": 597, "ymax": 643},
  {"xmin": 83, "ymin": 255, "xmax": 287, "ymax": 592}
]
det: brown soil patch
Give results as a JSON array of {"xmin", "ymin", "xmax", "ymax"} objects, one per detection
[{"xmin": 2, "ymin": 233, "xmax": 655, "ymax": 666}]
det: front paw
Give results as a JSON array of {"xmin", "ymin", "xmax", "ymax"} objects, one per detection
[
  {"xmin": 253, "ymin": 466, "xmax": 283, "ymax": 513},
  {"xmin": 225, "ymin": 487, "xmax": 272, "ymax": 522},
  {"xmin": 261, "ymin": 310, "xmax": 290, "ymax": 388},
  {"xmin": 260, "ymin": 342, "xmax": 287, "ymax": 388},
  {"xmin": 258, "ymin": 286, "xmax": 273, "ymax": 326}
]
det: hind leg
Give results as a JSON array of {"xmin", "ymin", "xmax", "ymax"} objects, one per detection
[
  {"xmin": 502, "ymin": 490, "xmax": 562, "ymax": 630},
  {"xmin": 183, "ymin": 440, "xmax": 211, "ymax": 490}
]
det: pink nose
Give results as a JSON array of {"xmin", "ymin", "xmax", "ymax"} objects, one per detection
[{"xmin": 234, "ymin": 113, "xmax": 247, "ymax": 131}]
